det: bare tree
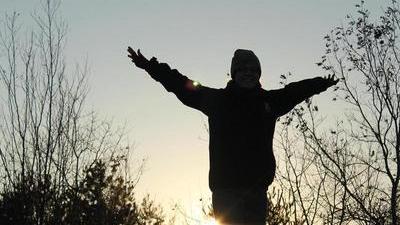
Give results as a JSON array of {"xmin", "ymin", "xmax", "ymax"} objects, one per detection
[
  {"xmin": 275, "ymin": 1, "xmax": 400, "ymax": 224},
  {"xmin": 0, "ymin": 0, "xmax": 138, "ymax": 223},
  {"xmin": 276, "ymin": 97, "xmax": 364, "ymax": 224}
]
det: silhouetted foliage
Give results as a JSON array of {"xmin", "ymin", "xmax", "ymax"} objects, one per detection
[
  {"xmin": 0, "ymin": 0, "xmax": 165, "ymax": 224},
  {"xmin": 0, "ymin": 173, "xmax": 55, "ymax": 225},
  {"xmin": 0, "ymin": 158, "xmax": 165, "ymax": 225}
]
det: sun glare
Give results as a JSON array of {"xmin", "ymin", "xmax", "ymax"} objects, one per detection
[{"xmin": 203, "ymin": 218, "xmax": 218, "ymax": 225}]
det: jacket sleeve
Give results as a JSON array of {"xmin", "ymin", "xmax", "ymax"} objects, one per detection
[
  {"xmin": 144, "ymin": 58, "xmax": 209, "ymax": 114},
  {"xmin": 269, "ymin": 77, "xmax": 332, "ymax": 117}
]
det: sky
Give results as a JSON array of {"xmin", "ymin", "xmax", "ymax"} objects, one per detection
[{"xmin": 1, "ymin": 0, "xmax": 385, "ymax": 223}]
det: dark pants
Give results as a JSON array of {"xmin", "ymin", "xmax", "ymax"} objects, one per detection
[{"xmin": 212, "ymin": 188, "xmax": 267, "ymax": 225}]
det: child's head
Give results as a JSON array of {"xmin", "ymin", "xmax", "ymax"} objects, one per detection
[{"xmin": 230, "ymin": 49, "xmax": 261, "ymax": 89}]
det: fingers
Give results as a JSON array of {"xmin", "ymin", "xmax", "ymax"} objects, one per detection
[
  {"xmin": 127, "ymin": 46, "xmax": 135, "ymax": 54},
  {"xmin": 127, "ymin": 46, "xmax": 137, "ymax": 60},
  {"xmin": 127, "ymin": 46, "xmax": 151, "ymax": 69},
  {"xmin": 329, "ymin": 75, "xmax": 339, "ymax": 84},
  {"xmin": 322, "ymin": 74, "xmax": 340, "ymax": 88},
  {"xmin": 334, "ymin": 77, "xmax": 339, "ymax": 84},
  {"xmin": 326, "ymin": 74, "xmax": 335, "ymax": 80},
  {"xmin": 127, "ymin": 46, "xmax": 136, "ymax": 56},
  {"xmin": 324, "ymin": 74, "xmax": 338, "ymax": 82}
]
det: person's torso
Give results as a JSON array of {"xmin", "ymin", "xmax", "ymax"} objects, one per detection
[{"xmin": 206, "ymin": 85, "xmax": 277, "ymax": 190}]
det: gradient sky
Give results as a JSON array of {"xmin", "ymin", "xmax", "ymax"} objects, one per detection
[{"xmin": 1, "ymin": 0, "xmax": 385, "ymax": 223}]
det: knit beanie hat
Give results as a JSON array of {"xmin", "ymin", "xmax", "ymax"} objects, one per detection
[{"xmin": 230, "ymin": 49, "xmax": 261, "ymax": 78}]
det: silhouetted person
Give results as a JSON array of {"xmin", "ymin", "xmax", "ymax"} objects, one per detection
[{"xmin": 127, "ymin": 47, "xmax": 338, "ymax": 225}]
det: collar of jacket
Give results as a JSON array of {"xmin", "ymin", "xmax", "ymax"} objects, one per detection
[{"xmin": 225, "ymin": 80, "xmax": 264, "ymax": 98}]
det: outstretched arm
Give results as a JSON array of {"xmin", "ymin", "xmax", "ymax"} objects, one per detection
[
  {"xmin": 269, "ymin": 75, "xmax": 338, "ymax": 117},
  {"xmin": 127, "ymin": 47, "xmax": 207, "ymax": 112}
]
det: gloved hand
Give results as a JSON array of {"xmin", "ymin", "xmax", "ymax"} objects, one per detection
[
  {"xmin": 127, "ymin": 47, "xmax": 158, "ymax": 70},
  {"xmin": 323, "ymin": 74, "xmax": 339, "ymax": 88}
]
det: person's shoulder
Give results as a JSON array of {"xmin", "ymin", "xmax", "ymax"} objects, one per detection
[
  {"xmin": 263, "ymin": 87, "xmax": 286, "ymax": 100},
  {"xmin": 263, "ymin": 87, "xmax": 278, "ymax": 95},
  {"xmin": 192, "ymin": 85, "xmax": 222, "ymax": 99},
  {"xmin": 203, "ymin": 86, "xmax": 220, "ymax": 91},
  {"xmin": 199, "ymin": 85, "xmax": 223, "ymax": 93}
]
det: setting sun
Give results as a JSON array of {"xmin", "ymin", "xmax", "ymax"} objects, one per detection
[{"xmin": 203, "ymin": 218, "xmax": 218, "ymax": 225}]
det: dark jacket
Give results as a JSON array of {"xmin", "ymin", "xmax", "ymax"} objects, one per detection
[{"xmin": 144, "ymin": 59, "xmax": 331, "ymax": 191}]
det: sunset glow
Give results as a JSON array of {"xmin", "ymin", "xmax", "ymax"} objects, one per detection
[
  {"xmin": 1, "ymin": 0, "xmax": 386, "ymax": 223},
  {"xmin": 203, "ymin": 218, "xmax": 218, "ymax": 225}
]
